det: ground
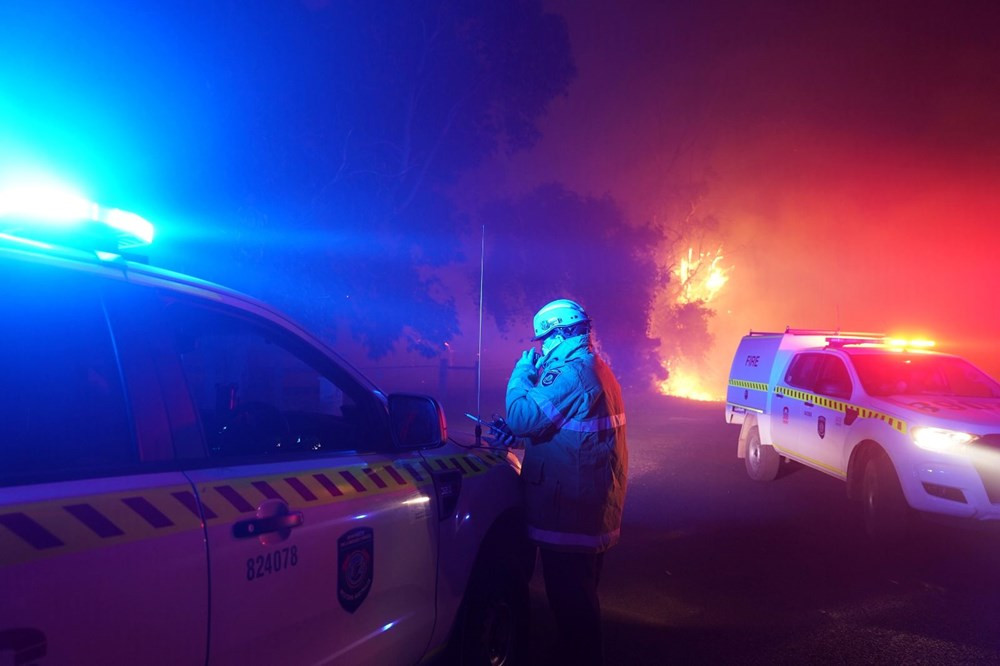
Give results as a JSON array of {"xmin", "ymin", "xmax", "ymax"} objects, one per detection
[{"xmin": 512, "ymin": 392, "xmax": 1000, "ymax": 665}]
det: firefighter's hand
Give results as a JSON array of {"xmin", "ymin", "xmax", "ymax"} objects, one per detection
[
  {"xmin": 515, "ymin": 348, "xmax": 540, "ymax": 372},
  {"xmin": 483, "ymin": 417, "xmax": 516, "ymax": 449}
]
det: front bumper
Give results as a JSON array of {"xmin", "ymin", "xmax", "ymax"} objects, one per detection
[{"xmin": 905, "ymin": 447, "xmax": 1000, "ymax": 521}]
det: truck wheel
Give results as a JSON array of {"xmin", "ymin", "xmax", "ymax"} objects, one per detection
[
  {"xmin": 861, "ymin": 449, "xmax": 908, "ymax": 543},
  {"xmin": 455, "ymin": 553, "xmax": 529, "ymax": 666},
  {"xmin": 745, "ymin": 426, "xmax": 780, "ymax": 481}
]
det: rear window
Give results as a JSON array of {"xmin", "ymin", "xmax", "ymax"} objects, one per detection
[
  {"xmin": 785, "ymin": 353, "xmax": 823, "ymax": 390},
  {"xmin": 785, "ymin": 353, "xmax": 853, "ymax": 399},
  {"xmin": 850, "ymin": 353, "xmax": 1000, "ymax": 398}
]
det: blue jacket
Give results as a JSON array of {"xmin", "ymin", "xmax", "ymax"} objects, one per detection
[{"xmin": 506, "ymin": 334, "xmax": 628, "ymax": 552}]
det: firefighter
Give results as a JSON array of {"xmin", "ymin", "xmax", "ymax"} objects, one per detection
[{"xmin": 496, "ymin": 298, "xmax": 628, "ymax": 666}]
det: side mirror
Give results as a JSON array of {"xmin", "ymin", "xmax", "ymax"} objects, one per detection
[
  {"xmin": 844, "ymin": 407, "xmax": 859, "ymax": 426},
  {"xmin": 388, "ymin": 393, "xmax": 447, "ymax": 449}
]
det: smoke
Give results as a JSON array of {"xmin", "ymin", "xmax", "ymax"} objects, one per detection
[
  {"xmin": 479, "ymin": 183, "xmax": 666, "ymax": 388},
  {"xmin": 467, "ymin": 1, "xmax": 1000, "ymax": 387}
]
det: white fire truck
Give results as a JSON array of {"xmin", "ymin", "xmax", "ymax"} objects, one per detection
[
  {"xmin": 726, "ymin": 328, "xmax": 1000, "ymax": 539},
  {"xmin": 0, "ymin": 185, "xmax": 530, "ymax": 665}
]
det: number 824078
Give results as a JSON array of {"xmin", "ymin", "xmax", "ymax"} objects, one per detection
[{"xmin": 247, "ymin": 545, "xmax": 299, "ymax": 581}]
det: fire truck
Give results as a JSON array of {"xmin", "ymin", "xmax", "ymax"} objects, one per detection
[
  {"xmin": 0, "ymin": 184, "xmax": 530, "ymax": 665},
  {"xmin": 726, "ymin": 328, "xmax": 1000, "ymax": 540}
]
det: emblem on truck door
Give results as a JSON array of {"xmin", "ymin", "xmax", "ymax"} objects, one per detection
[
  {"xmin": 338, "ymin": 527, "xmax": 374, "ymax": 613},
  {"xmin": 817, "ymin": 416, "xmax": 826, "ymax": 439}
]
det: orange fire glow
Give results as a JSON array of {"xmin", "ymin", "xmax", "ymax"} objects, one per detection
[
  {"xmin": 656, "ymin": 246, "xmax": 731, "ymax": 401},
  {"xmin": 676, "ymin": 246, "xmax": 729, "ymax": 305},
  {"xmin": 657, "ymin": 364, "xmax": 720, "ymax": 402}
]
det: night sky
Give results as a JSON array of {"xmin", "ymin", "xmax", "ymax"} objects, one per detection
[
  {"xmin": 3, "ymin": 1, "xmax": 1000, "ymax": 396},
  {"xmin": 466, "ymin": 0, "xmax": 1000, "ymax": 388}
]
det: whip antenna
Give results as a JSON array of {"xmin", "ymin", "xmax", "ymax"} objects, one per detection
[{"xmin": 475, "ymin": 225, "xmax": 485, "ymax": 446}]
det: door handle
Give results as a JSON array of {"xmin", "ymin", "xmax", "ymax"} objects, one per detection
[{"xmin": 232, "ymin": 511, "xmax": 304, "ymax": 539}]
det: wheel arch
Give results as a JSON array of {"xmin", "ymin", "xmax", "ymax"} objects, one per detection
[
  {"xmin": 469, "ymin": 506, "xmax": 533, "ymax": 584},
  {"xmin": 846, "ymin": 439, "xmax": 884, "ymax": 501},
  {"xmin": 737, "ymin": 414, "xmax": 759, "ymax": 459},
  {"xmin": 444, "ymin": 506, "xmax": 532, "ymax": 665}
]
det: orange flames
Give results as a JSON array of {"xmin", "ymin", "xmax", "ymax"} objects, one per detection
[
  {"xmin": 654, "ymin": 246, "xmax": 731, "ymax": 401},
  {"xmin": 676, "ymin": 246, "xmax": 729, "ymax": 304},
  {"xmin": 657, "ymin": 363, "xmax": 721, "ymax": 401}
]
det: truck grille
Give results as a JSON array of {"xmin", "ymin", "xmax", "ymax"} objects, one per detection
[{"xmin": 972, "ymin": 435, "xmax": 1000, "ymax": 503}]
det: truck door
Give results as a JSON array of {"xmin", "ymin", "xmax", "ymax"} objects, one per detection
[
  {"xmin": 0, "ymin": 266, "xmax": 208, "ymax": 666},
  {"xmin": 151, "ymin": 295, "xmax": 438, "ymax": 665},
  {"xmin": 774, "ymin": 352, "xmax": 852, "ymax": 477},
  {"xmin": 805, "ymin": 355, "xmax": 854, "ymax": 477}
]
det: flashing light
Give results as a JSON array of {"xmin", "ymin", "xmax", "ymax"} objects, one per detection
[
  {"xmin": 0, "ymin": 180, "xmax": 154, "ymax": 252},
  {"xmin": 911, "ymin": 426, "xmax": 974, "ymax": 454},
  {"xmin": 887, "ymin": 338, "xmax": 936, "ymax": 349},
  {"xmin": 0, "ymin": 183, "xmax": 95, "ymax": 223},
  {"xmin": 100, "ymin": 208, "xmax": 155, "ymax": 247}
]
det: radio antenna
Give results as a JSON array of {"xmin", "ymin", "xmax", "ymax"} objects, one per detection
[{"xmin": 475, "ymin": 224, "xmax": 485, "ymax": 447}]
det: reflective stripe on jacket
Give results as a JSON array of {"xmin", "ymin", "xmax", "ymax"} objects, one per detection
[{"xmin": 506, "ymin": 334, "xmax": 628, "ymax": 553}]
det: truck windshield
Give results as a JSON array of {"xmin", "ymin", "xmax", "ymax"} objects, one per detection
[{"xmin": 851, "ymin": 353, "xmax": 1000, "ymax": 398}]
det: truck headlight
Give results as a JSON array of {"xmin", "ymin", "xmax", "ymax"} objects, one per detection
[{"xmin": 911, "ymin": 426, "xmax": 975, "ymax": 454}]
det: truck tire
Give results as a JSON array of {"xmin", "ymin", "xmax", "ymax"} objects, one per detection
[
  {"xmin": 454, "ymin": 553, "xmax": 529, "ymax": 666},
  {"xmin": 745, "ymin": 426, "xmax": 780, "ymax": 481},
  {"xmin": 861, "ymin": 449, "xmax": 909, "ymax": 543}
]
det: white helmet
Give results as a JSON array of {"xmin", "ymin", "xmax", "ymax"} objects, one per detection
[{"xmin": 532, "ymin": 298, "xmax": 590, "ymax": 340}]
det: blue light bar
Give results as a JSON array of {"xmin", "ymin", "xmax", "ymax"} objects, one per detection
[
  {"xmin": 0, "ymin": 183, "xmax": 94, "ymax": 223},
  {"xmin": 100, "ymin": 207, "xmax": 155, "ymax": 248},
  {"xmin": 0, "ymin": 181, "xmax": 154, "ymax": 251}
]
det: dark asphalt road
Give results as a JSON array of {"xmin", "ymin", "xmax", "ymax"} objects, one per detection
[{"xmin": 523, "ymin": 393, "xmax": 1000, "ymax": 665}]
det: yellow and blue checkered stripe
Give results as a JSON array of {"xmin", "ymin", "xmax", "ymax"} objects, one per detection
[
  {"xmin": 0, "ymin": 451, "xmax": 510, "ymax": 567},
  {"xmin": 727, "ymin": 379, "xmax": 908, "ymax": 434},
  {"xmin": 729, "ymin": 379, "xmax": 769, "ymax": 393},
  {"xmin": 773, "ymin": 386, "xmax": 907, "ymax": 433},
  {"xmin": 727, "ymin": 379, "xmax": 769, "ymax": 413}
]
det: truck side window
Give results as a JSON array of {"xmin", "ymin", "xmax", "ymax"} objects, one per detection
[
  {"xmin": 0, "ymin": 265, "xmax": 133, "ymax": 484},
  {"xmin": 162, "ymin": 301, "xmax": 387, "ymax": 458},
  {"xmin": 785, "ymin": 353, "xmax": 823, "ymax": 390},
  {"xmin": 815, "ymin": 357, "xmax": 853, "ymax": 399}
]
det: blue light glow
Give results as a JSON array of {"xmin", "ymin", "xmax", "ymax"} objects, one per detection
[
  {"xmin": 0, "ymin": 182, "xmax": 94, "ymax": 223},
  {"xmin": 0, "ymin": 232, "xmax": 53, "ymax": 250},
  {"xmin": 100, "ymin": 207, "xmax": 154, "ymax": 246},
  {"xmin": 0, "ymin": 178, "xmax": 155, "ymax": 250}
]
